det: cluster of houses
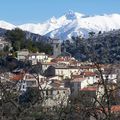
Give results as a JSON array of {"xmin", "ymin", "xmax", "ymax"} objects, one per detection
[
  {"xmin": 0, "ymin": 48, "xmax": 119, "ymax": 109},
  {"xmin": 0, "ymin": 38, "xmax": 120, "ymax": 116}
]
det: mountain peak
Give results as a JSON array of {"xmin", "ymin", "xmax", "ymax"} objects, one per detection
[
  {"xmin": 49, "ymin": 16, "xmax": 57, "ymax": 24},
  {"xmin": 65, "ymin": 10, "xmax": 77, "ymax": 20},
  {"xmin": 65, "ymin": 10, "xmax": 85, "ymax": 20},
  {"xmin": 1, "ymin": 12, "xmax": 120, "ymax": 40}
]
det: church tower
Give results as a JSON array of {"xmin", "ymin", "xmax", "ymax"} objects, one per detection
[{"xmin": 52, "ymin": 39, "xmax": 61, "ymax": 57}]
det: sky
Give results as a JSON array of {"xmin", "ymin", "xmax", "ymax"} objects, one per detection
[{"xmin": 0, "ymin": 0, "xmax": 120, "ymax": 25}]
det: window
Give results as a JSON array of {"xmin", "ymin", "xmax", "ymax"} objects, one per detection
[
  {"xmin": 61, "ymin": 70, "xmax": 63, "ymax": 75},
  {"xmin": 46, "ymin": 90, "xmax": 48, "ymax": 95},
  {"xmin": 77, "ymin": 83, "xmax": 80, "ymax": 87},
  {"xmin": 48, "ymin": 90, "xmax": 53, "ymax": 95},
  {"xmin": 63, "ymin": 91, "xmax": 65, "ymax": 94},
  {"xmin": 23, "ymin": 80, "xmax": 26, "ymax": 83},
  {"xmin": 57, "ymin": 91, "xmax": 59, "ymax": 94},
  {"xmin": 50, "ymin": 90, "xmax": 53, "ymax": 95},
  {"xmin": 27, "ymin": 81, "xmax": 36, "ymax": 86},
  {"xmin": 22, "ymin": 85, "xmax": 25, "ymax": 89}
]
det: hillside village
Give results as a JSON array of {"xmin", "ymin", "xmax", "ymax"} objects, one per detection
[{"xmin": 0, "ymin": 35, "xmax": 120, "ymax": 120}]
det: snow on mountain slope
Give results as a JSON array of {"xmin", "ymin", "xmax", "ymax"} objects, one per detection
[
  {"xmin": 1, "ymin": 11, "xmax": 120, "ymax": 40},
  {"xmin": 17, "ymin": 11, "xmax": 120, "ymax": 40},
  {"xmin": 46, "ymin": 13, "xmax": 120, "ymax": 40},
  {"xmin": 18, "ymin": 11, "xmax": 85, "ymax": 36},
  {"xmin": 0, "ymin": 20, "xmax": 15, "ymax": 30}
]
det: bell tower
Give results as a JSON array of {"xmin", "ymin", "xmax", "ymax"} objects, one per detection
[{"xmin": 52, "ymin": 39, "xmax": 61, "ymax": 57}]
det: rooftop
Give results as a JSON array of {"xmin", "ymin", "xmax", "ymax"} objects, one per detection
[{"xmin": 80, "ymin": 86, "xmax": 97, "ymax": 91}]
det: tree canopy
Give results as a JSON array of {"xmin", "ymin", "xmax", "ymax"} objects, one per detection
[{"xmin": 5, "ymin": 28, "xmax": 53, "ymax": 54}]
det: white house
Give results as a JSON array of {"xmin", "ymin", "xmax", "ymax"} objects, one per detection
[
  {"xmin": 42, "ymin": 87, "xmax": 70, "ymax": 107},
  {"xmin": 41, "ymin": 62, "xmax": 56, "ymax": 72},
  {"xmin": 17, "ymin": 73, "xmax": 46, "ymax": 92},
  {"xmin": 17, "ymin": 49, "xmax": 29, "ymax": 61},
  {"xmin": 69, "ymin": 72, "xmax": 99, "ymax": 96},
  {"xmin": 45, "ymin": 65, "xmax": 81, "ymax": 79},
  {"xmin": 28, "ymin": 52, "xmax": 48, "ymax": 65}
]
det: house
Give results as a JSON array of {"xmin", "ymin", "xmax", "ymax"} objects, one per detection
[
  {"xmin": 81, "ymin": 71, "xmax": 98, "ymax": 88},
  {"xmin": 20, "ymin": 73, "xmax": 47, "ymax": 92},
  {"xmin": 79, "ymin": 86, "xmax": 97, "ymax": 105},
  {"xmin": 51, "ymin": 56, "xmax": 77, "ymax": 66},
  {"xmin": 10, "ymin": 72, "xmax": 46, "ymax": 92},
  {"xmin": 28, "ymin": 52, "xmax": 48, "ymax": 65},
  {"xmin": 70, "ymin": 77, "xmax": 86, "ymax": 96},
  {"xmin": 41, "ymin": 62, "xmax": 56, "ymax": 72},
  {"xmin": 65, "ymin": 71, "xmax": 99, "ymax": 97},
  {"xmin": 17, "ymin": 49, "xmax": 50, "ymax": 64},
  {"xmin": 48, "ymin": 75, "xmax": 63, "ymax": 81},
  {"xmin": 46, "ymin": 55, "xmax": 54, "ymax": 62},
  {"xmin": 17, "ymin": 49, "xmax": 29, "ymax": 61},
  {"xmin": 45, "ymin": 65, "xmax": 80, "ymax": 79},
  {"xmin": 38, "ymin": 77, "xmax": 71, "ymax": 107},
  {"xmin": 42, "ymin": 87, "xmax": 70, "ymax": 107}
]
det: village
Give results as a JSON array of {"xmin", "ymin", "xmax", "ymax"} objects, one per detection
[
  {"xmin": 0, "ymin": 36, "xmax": 120, "ymax": 114},
  {"xmin": 1, "ymin": 0, "xmax": 120, "ymax": 119}
]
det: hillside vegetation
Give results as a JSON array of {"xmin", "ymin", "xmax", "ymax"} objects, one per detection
[
  {"xmin": 65, "ymin": 30, "xmax": 120, "ymax": 63},
  {"xmin": 5, "ymin": 28, "xmax": 52, "ymax": 54}
]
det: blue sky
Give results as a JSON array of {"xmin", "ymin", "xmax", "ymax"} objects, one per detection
[{"xmin": 0, "ymin": 0, "xmax": 120, "ymax": 25}]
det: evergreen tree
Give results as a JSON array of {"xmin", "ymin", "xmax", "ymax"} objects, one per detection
[
  {"xmin": 5, "ymin": 28, "xmax": 53, "ymax": 54},
  {"xmin": 5, "ymin": 28, "xmax": 26, "ymax": 51}
]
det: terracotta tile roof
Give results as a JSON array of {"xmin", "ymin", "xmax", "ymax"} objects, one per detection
[
  {"xmin": 109, "ymin": 105, "xmax": 120, "ymax": 112},
  {"xmin": 79, "ymin": 65, "xmax": 95, "ymax": 69},
  {"xmin": 71, "ymin": 75, "xmax": 83, "ymax": 79},
  {"xmin": 93, "ymin": 105, "xmax": 120, "ymax": 114},
  {"xmin": 48, "ymin": 55, "xmax": 55, "ymax": 58},
  {"xmin": 28, "ymin": 52, "xmax": 46, "ymax": 56},
  {"xmin": 10, "ymin": 74, "xmax": 24, "ymax": 81},
  {"xmin": 80, "ymin": 86, "xmax": 97, "ymax": 91},
  {"xmin": 82, "ymin": 71, "xmax": 96, "ymax": 77},
  {"xmin": 42, "ymin": 62, "xmax": 56, "ymax": 65},
  {"xmin": 98, "ymin": 105, "xmax": 120, "ymax": 113},
  {"xmin": 69, "ymin": 60, "xmax": 78, "ymax": 64},
  {"xmin": 71, "ymin": 78, "xmax": 85, "ymax": 82},
  {"xmin": 52, "ymin": 56, "xmax": 75, "ymax": 63},
  {"xmin": 52, "ymin": 80, "xmax": 61, "ymax": 84}
]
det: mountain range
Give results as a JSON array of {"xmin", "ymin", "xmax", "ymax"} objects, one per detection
[{"xmin": 1, "ymin": 11, "xmax": 120, "ymax": 40}]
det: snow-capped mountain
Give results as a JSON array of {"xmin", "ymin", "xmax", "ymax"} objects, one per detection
[
  {"xmin": 46, "ymin": 12, "xmax": 120, "ymax": 40},
  {"xmin": 0, "ymin": 20, "xmax": 15, "ymax": 30},
  {"xmin": 1, "ymin": 11, "xmax": 120, "ymax": 40},
  {"xmin": 18, "ymin": 11, "xmax": 86, "ymax": 39}
]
